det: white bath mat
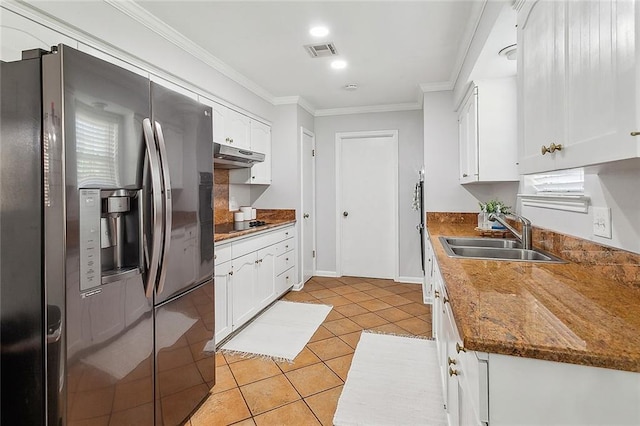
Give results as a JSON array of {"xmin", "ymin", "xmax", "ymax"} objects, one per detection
[
  {"xmin": 333, "ymin": 332, "xmax": 446, "ymax": 426},
  {"xmin": 221, "ymin": 301, "xmax": 332, "ymax": 362}
]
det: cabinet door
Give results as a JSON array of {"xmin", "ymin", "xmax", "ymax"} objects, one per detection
[
  {"xmin": 214, "ymin": 261, "xmax": 232, "ymax": 344},
  {"xmin": 562, "ymin": 0, "xmax": 638, "ymax": 169},
  {"xmin": 458, "ymin": 88, "xmax": 479, "ymax": 184},
  {"xmin": 212, "ymin": 103, "xmax": 228, "ymax": 145},
  {"xmin": 231, "ymin": 252, "xmax": 257, "ymax": 328},
  {"xmin": 248, "ymin": 120, "xmax": 272, "ymax": 184},
  {"xmin": 518, "ymin": 0, "xmax": 566, "ymax": 174},
  {"xmin": 227, "ymin": 109, "xmax": 251, "ymax": 149},
  {"xmin": 444, "ymin": 302, "xmax": 460, "ymax": 426},
  {"xmin": 256, "ymin": 245, "xmax": 276, "ymax": 310}
]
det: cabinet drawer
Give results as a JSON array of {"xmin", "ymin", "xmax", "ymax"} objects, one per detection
[
  {"xmin": 274, "ymin": 237, "xmax": 295, "ymax": 257},
  {"xmin": 276, "ymin": 267, "xmax": 295, "ymax": 294},
  {"xmin": 232, "ymin": 225, "xmax": 294, "ymax": 259},
  {"xmin": 214, "ymin": 243, "xmax": 231, "ymax": 266},
  {"xmin": 276, "ymin": 251, "xmax": 295, "ymax": 276}
]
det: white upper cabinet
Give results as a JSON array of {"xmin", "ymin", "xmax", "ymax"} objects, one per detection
[
  {"xmin": 211, "ymin": 103, "xmax": 250, "ymax": 149},
  {"xmin": 229, "ymin": 119, "xmax": 272, "ymax": 185},
  {"xmin": 518, "ymin": 0, "xmax": 639, "ymax": 174},
  {"xmin": 458, "ymin": 78, "xmax": 518, "ymax": 184},
  {"xmin": 248, "ymin": 120, "xmax": 272, "ymax": 184}
]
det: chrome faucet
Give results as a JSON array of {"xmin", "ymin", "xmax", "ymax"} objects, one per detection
[{"xmin": 488, "ymin": 213, "xmax": 532, "ymax": 250}]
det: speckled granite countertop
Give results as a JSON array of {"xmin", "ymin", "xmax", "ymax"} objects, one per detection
[
  {"xmin": 214, "ymin": 220, "xmax": 296, "ymax": 243},
  {"xmin": 427, "ymin": 218, "xmax": 640, "ymax": 373}
]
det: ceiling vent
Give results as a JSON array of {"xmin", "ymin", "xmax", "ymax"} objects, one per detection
[{"xmin": 304, "ymin": 42, "xmax": 338, "ymax": 58}]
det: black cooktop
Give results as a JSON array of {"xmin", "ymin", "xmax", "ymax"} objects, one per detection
[{"xmin": 215, "ymin": 220, "xmax": 268, "ymax": 234}]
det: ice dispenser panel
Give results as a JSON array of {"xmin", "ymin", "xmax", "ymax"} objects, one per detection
[{"xmin": 79, "ymin": 189, "xmax": 143, "ymax": 291}]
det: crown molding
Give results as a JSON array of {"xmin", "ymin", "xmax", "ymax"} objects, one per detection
[
  {"xmin": 272, "ymin": 96, "xmax": 317, "ymax": 116},
  {"xmin": 103, "ymin": 0, "xmax": 276, "ymax": 105},
  {"xmin": 314, "ymin": 102, "xmax": 422, "ymax": 117},
  {"xmin": 449, "ymin": 0, "xmax": 488, "ymax": 88},
  {"xmin": 419, "ymin": 81, "xmax": 455, "ymax": 93}
]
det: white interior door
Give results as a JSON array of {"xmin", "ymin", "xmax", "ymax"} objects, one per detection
[
  {"xmin": 301, "ymin": 128, "xmax": 316, "ymax": 284},
  {"xmin": 338, "ymin": 131, "xmax": 397, "ymax": 279}
]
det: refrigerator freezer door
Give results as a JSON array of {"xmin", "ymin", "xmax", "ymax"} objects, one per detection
[
  {"xmin": 0, "ymin": 56, "xmax": 45, "ymax": 426},
  {"xmin": 150, "ymin": 82, "xmax": 214, "ymax": 305},
  {"xmin": 155, "ymin": 280, "xmax": 215, "ymax": 425}
]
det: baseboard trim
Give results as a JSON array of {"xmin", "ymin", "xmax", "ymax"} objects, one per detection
[
  {"xmin": 314, "ymin": 270, "xmax": 338, "ymax": 278},
  {"xmin": 292, "ymin": 281, "xmax": 304, "ymax": 291},
  {"xmin": 397, "ymin": 276, "xmax": 424, "ymax": 284}
]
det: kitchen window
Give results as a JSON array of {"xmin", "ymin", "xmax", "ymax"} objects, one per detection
[{"xmin": 518, "ymin": 168, "xmax": 590, "ymax": 213}]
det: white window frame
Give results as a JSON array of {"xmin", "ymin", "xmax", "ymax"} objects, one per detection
[{"xmin": 518, "ymin": 169, "xmax": 590, "ymax": 213}]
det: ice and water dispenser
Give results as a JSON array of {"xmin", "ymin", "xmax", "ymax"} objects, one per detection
[{"xmin": 79, "ymin": 189, "xmax": 143, "ymax": 291}]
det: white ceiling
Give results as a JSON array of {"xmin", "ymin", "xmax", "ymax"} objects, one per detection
[{"xmin": 133, "ymin": 1, "xmax": 485, "ymax": 111}]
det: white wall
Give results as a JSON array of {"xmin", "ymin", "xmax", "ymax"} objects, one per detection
[
  {"xmin": 423, "ymin": 91, "xmax": 519, "ymax": 214},
  {"xmin": 521, "ymin": 160, "xmax": 640, "ymax": 254},
  {"xmin": 314, "ymin": 110, "xmax": 424, "ymax": 281}
]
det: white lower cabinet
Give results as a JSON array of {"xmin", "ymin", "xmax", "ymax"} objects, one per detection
[
  {"xmin": 214, "ymin": 225, "xmax": 297, "ymax": 344},
  {"xmin": 256, "ymin": 245, "xmax": 276, "ymax": 310},
  {"xmin": 231, "ymin": 251, "xmax": 258, "ymax": 328},
  {"xmin": 214, "ymin": 258, "xmax": 232, "ymax": 344}
]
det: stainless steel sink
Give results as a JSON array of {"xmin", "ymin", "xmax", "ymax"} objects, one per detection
[
  {"xmin": 439, "ymin": 237, "xmax": 565, "ymax": 263},
  {"xmin": 442, "ymin": 237, "xmax": 522, "ymax": 249}
]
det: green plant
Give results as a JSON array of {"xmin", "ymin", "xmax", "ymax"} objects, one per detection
[{"xmin": 479, "ymin": 199, "xmax": 511, "ymax": 215}]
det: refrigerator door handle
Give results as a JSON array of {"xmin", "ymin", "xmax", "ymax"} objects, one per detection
[
  {"xmin": 142, "ymin": 118, "xmax": 164, "ymax": 298},
  {"xmin": 153, "ymin": 120, "xmax": 173, "ymax": 296}
]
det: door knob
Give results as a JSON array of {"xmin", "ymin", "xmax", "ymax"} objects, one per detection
[
  {"xmin": 303, "ymin": 213, "xmax": 310, "ymax": 219},
  {"xmin": 343, "ymin": 211, "xmax": 349, "ymax": 217}
]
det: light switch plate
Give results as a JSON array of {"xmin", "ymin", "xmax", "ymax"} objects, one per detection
[{"xmin": 593, "ymin": 207, "xmax": 612, "ymax": 239}]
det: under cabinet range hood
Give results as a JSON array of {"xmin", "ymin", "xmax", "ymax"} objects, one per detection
[{"xmin": 213, "ymin": 142, "xmax": 265, "ymax": 168}]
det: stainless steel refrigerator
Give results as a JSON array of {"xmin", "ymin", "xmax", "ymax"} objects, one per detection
[{"xmin": 1, "ymin": 44, "xmax": 215, "ymax": 425}]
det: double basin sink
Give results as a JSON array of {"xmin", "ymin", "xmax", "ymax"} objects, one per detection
[{"xmin": 439, "ymin": 237, "xmax": 565, "ymax": 263}]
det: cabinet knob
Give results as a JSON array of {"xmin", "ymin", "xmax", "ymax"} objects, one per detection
[
  {"xmin": 541, "ymin": 143, "xmax": 563, "ymax": 155},
  {"xmin": 252, "ymin": 176, "xmax": 255, "ymax": 179},
  {"xmin": 225, "ymin": 137, "xmax": 230, "ymax": 142},
  {"xmin": 462, "ymin": 173, "xmax": 468, "ymax": 178},
  {"xmin": 343, "ymin": 211, "xmax": 349, "ymax": 217},
  {"xmin": 230, "ymin": 138, "xmax": 234, "ymax": 143},
  {"xmin": 448, "ymin": 357, "xmax": 457, "ymax": 366},
  {"xmin": 229, "ymin": 270, "xmax": 233, "ymax": 276},
  {"xmin": 434, "ymin": 290, "xmax": 440, "ymax": 299},
  {"xmin": 285, "ymin": 258, "xmax": 289, "ymax": 261},
  {"xmin": 448, "ymin": 367, "xmax": 459, "ymax": 377},
  {"xmin": 456, "ymin": 342, "xmax": 466, "ymax": 354},
  {"xmin": 443, "ymin": 296, "xmax": 449, "ymax": 304},
  {"xmin": 631, "ymin": 131, "xmax": 640, "ymax": 137},
  {"xmin": 303, "ymin": 213, "xmax": 310, "ymax": 219}
]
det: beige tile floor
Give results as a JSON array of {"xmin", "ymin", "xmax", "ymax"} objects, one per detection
[{"xmin": 186, "ymin": 276, "xmax": 431, "ymax": 426}]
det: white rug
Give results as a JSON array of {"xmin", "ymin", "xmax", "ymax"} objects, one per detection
[
  {"xmin": 333, "ymin": 332, "xmax": 446, "ymax": 426},
  {"xmin": 220, "ymin": 301, "xmax": 332, "ymax": 362}
]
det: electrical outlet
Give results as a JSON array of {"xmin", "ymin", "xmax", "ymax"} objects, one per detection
[{"xmin": 592, "ymin": 207, "xmax": 612, "ymax": 239}]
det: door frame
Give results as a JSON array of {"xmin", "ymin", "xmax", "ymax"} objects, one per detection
[
  {"xmin": 335, "ymin": 129, "xmax": 399, "ymax": 281},
  {"xmin": 300, "ymin": 127, "xmax": 317, "ymax": 285}
]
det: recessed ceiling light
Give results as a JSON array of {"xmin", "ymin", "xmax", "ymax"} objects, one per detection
[
  {"xmin": 309, "ymin": 26, "xmax": 329, "ymax": 37},
  {"xmin": 331, "ymin": 60, "xmax": 347, "ymax": 70}
]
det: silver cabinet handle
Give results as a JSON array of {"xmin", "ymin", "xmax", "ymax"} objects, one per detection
[
  {"xmin": 303, "ymin": 213, "xmax": 310, "ymax": 219},
  {"xmin": 142, "ymin": 118, "xmax": 163, "ymax": 298},
  {"xmin": 154, "ymin": 121, "xmax": 172, "ymax": 296},
  {"xmin": 462, "ymin": 173, "xmax": 468, "ymax": 177},
  {"xmin": 631, "ymin": 131, "xmax": 640, "ymax": 136}
]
